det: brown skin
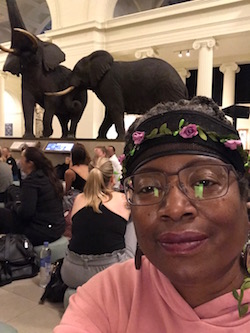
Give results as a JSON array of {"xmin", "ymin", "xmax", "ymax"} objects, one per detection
[{"xmin": 131, "ymin": 154, "xmax": 249, "ymax": 308}]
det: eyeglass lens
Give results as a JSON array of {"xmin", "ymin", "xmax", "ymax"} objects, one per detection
[{"xmin": 124, "ymin": 165, "xmax": 230, "ymax": 206}]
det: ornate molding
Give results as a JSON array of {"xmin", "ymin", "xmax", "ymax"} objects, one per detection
[
  {"xmin": 219, "ymin": 62, "xmax": 240, "ymax": 74},
  {"xmin": 135, "ymin": 47, "xmax": 158, "ymax": 59},
  {"xmin": 192, "ymin": 38, "xmax": 216, "ymax": 51}
]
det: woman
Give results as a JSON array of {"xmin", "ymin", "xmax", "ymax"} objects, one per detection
[
  {"xmin": 0, "ymin": 147, "xmax": 65, "ymax": 246},
  {"xmin": 64, "ymin": 143, "xmax": 90, "ymax": 194},
  {"xmin": 54, "ymin": 96, "xmax": 250, "ymax": 332},
  {"xmin": 61, "ymin": 157, "xmax": 136, "ymax": 288}
]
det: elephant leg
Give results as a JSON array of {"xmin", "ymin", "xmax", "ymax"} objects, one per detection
[
  {"xmin": 42, "ymin": 99, "xmax": 55, "ymax": 137},
  {"xmin": 113, "ymin": 116, "xmax": 125, "ymax": 140},
  {"xmin": 56, "ymin": 115, "xmax": 69, "ymax": 138},
  {"xmin": 97, "ymin": 109, "xmax": 113, "ymax": 139},
  {"xmin": 68, "ymin": 103, "xmax": 84, "ymax": 138},
  {"xmin": 22, "ymin": 89, "xmax": 35, "ymax": 138}
]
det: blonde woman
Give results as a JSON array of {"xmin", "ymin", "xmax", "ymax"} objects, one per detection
[{"xmin": 61, "ymin": 157, "xmax": 136, "ymax": 288}]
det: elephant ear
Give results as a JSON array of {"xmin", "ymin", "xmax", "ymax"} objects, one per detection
[
  {"xmin": 89, "ymin": 51, "xmax": 113, "ymax": 87},
  {"xmin": 42, "ymin": 42, "xmax": 65, "ymax": 72},
  {"xmin": 3, "ymin": 54, "xmax": 21, "ymax": 76}
]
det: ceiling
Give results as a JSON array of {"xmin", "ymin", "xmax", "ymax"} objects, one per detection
[
  {"xmin": 0, "ymin": 0, "xmax": 51, "ymax": 43},
  {"xmin": 0, "ymin": 0, "xmax": 249, "ymax": 70}
]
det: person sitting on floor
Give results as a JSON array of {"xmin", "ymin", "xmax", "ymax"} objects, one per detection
[
  {"xmin": 0, "ymin": 149, "xmax": 13, "ymax": 202},
  {"xmin": 64, "ymin": 143, "xmax": 91, "ymax": 194},
  {"xmin": 2, "ymin": 147, "xmax": 19, "ymax": 181},
  {"xmin": 61, "ymin": 157, "xmax": 136, "ymax": 289},
  {"xmin": 0, "ymin": 146, "xmax": 65, "ymax": 246}
]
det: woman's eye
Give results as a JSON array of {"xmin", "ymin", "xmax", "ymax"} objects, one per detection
[
  {"xmin": 139, "ymin": 186, "xmax": 155, "ymax": 193},
  {"xmin": 195, "ymin": 179, "xmax": 215, "ymax": 187},
  {"xmin": 137, "ymin": 186, "xmax": 160, "ymax": 197}
]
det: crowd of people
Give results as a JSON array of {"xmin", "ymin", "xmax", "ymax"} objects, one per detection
[{"xmin": 0, "ymin": 141, "xmax": 135, "ymax": 286}]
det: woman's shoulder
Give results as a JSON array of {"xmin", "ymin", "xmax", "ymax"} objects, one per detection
[
  {"xmin": 65, "ymin": 168, "xmax": 76, "ymax": 176},
  {"xmin": 112, "ymin": 191, "xmax": 126, "ymax": 200},
  {"xmin": 71, "ymin": 193, "xmax": 87, "ymax": 216}
]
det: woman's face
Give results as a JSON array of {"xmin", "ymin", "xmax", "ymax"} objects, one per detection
[
  {"xmin": 131, "ymin": 154, "xmax": 249, "ymax": 287},
  {"xmin": 20, "ymin": 150, "xmax": 34, "ymax": 174}
]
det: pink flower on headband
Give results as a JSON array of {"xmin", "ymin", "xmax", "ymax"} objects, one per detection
[
  {"xmin": 118, "ymin": 154, "xmax": 125, "ymax": 164},
  {"xmin": 132, "ymin": 131, "xmax": 145, "ymax": 145},
  {"xmin": 179, "ymin": 124, "xmax": 198, "ymax": 139},
  {"xmin": 224, "ymin": 140, "xmax": 242, "ymax": 150}
]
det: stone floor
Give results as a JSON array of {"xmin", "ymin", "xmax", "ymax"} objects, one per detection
[{"xmin": 0, "ymin": 275, "xmax": 64, "ymax": 333}]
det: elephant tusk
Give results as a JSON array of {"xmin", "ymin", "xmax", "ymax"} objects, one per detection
[
  {"xmin": 14, "ymin": 28, "xmax": 38, "ymax": 49},
  {"xmin": 45, "ymin": 86, "xmax": 75, "ymax": 96},
  {"xmin": 0, "ymin": 44, "xmax": 16, "ymax": 54}
]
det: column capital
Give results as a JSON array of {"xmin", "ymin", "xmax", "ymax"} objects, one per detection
[
  {"xmin": 219, "ymin": 62, "xmax": 240, "ymax": 74},
  {"xmin": 192, "ymin": 38, "xmax": 216, "ymax": 50},
  {"xmin": 135, "ymin": 47, "xmax": 158, "ymax": 59}
]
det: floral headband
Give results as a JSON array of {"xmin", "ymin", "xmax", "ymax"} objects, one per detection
[{"xmin": 120, "ymin": 110, "xmax": 249, "ymax": 179}]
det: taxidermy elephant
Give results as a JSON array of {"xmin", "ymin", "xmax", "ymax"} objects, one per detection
[
  {"xmin": 49, "ymin": 50, "xmax": 188, "ymax": 139},
  {"xmin": 0, "ymin": 0, "xmax": 86, "ymax": 138}
]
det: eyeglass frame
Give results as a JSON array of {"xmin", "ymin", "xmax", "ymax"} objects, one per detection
[{"xmin": 123, "ymin": 163, "xmax": 238, "ymax": 206}]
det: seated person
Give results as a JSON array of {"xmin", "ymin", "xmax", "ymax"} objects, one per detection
[
  {"xmin": 2, "ymin": 147, "xmax": 19, "ymax": 181},
  {"xmin": 106, "ymin": 145, "xmax": 122, "ymax": 191},
  {"xmin": 61, "ymin": 157, "xmax": 136, "ymax": 289},
  {"xmin": 93, "ymin": 145, "xmax": 108, "ymax": 160},
  {"xmin": 54, "ymin": 96, "xmax": 250, "ymax": 332},
  {"xmin": 64, "ymin": 143, "xmax": 91, "ymax": 194},
  {"xmin": 55, "ymin": 156, "xmax": 70, "ymax": 181},
  {"xmin": 0, "ymin": 147, "xmax": 65, "ymax": 246},
  {"xmin": 0, "ymin": 149, "xmax": 13, "ymax": 202}
]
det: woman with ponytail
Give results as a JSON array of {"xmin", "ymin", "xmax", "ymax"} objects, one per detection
[{"xmin": 61, "ymin": 157, "xmax": 136, "ymax": 289}]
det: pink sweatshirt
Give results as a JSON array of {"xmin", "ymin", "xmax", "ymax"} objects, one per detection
[{"xmin": 54, "ymin": 257, "xmax": 250, "ymax": 333}]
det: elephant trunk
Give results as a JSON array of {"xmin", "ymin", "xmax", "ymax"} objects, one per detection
[{"xmin": 45, "ymin": 86, "xmax": 75, "ymax": 96}]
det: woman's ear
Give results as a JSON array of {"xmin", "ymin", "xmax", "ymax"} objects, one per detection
[{"xmin": 109, "ymin": 174, "xmax": 115, "ymax": 188}]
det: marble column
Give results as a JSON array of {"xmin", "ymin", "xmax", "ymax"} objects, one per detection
[
  {"xmin": 0, "ymin": 71, "xmax": 6, "ymax": 137},
  {"xmin": 135, "ymin": 47, "xmax": 158, "ymax": 59},
  {"xmin": 177, "ymin": 68, "xmax": 191, "ymax": 84},
  {"xmin": 193, "ymin": 38, "xmax": 216, "ymax": 98},
  {"xmin": 219, "ymin": 62, "xmax": 240, "ymax": 108}
]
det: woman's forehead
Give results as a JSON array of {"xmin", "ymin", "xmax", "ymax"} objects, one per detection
[{"xmin": 135, "ymin": 154, "xmax": 226, "ymax": 173}]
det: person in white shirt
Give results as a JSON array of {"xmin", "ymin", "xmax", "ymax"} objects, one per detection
[{"xmin": 107, "ymin": 145, "xmax": 122, "ymax": 191}]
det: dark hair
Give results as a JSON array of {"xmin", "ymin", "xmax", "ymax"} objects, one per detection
[
  {"xmin": 71, "ymin": 143, "xmax": 91, "ymax": 166},
  {"xmin": 24, "ymin": 147, "xmax": 63, "ymax": 199},
  {"xmin": 108, "ymin": 145, "xmax": 116, "ymax": 153}
]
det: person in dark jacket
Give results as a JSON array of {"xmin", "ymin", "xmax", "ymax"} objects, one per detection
[
  {"xmin": 2, "ymin": 147, "xmax": 19, "ymax": 181},
  {"xmin": 0, "ymin": 147, "xmax": 65, "ymax": 246}
]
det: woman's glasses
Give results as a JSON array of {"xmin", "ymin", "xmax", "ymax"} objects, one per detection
[{"xmin": 124, "ymin": 164, "xmax": 236, "ymax": 206}]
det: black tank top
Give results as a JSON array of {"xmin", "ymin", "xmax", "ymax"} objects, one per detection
[
  {"xmin": 69, "ymin": 205, "xmax": 127, "ymax": 255},
  {"xmin": 71, "ymin": 170, "xmax": 86, "ymax": 191}
]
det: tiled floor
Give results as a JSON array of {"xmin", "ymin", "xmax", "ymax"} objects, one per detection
[{"xmin": 0, "ymin": 275, "xmax": 64, "ymax": 333}]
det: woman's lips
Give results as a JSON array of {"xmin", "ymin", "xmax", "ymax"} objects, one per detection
[{"xmin": 158, "ymin": 231, "xmax": 208, "ymax": 254}]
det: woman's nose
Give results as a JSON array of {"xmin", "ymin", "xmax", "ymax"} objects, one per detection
[{"xmin": 158, "ymin": 183, "xmax": 197, "ymax": 222}]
